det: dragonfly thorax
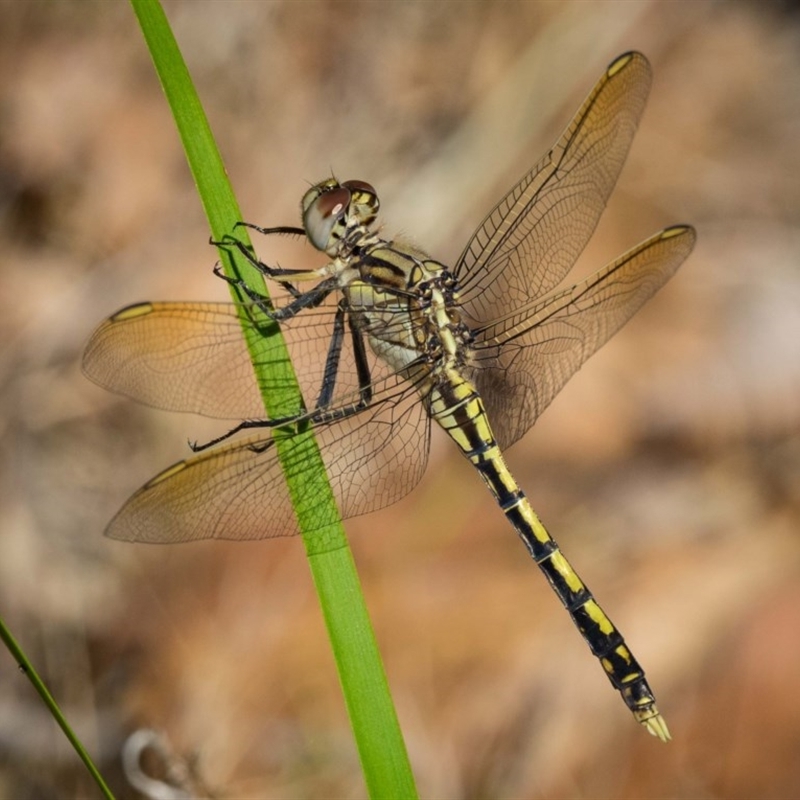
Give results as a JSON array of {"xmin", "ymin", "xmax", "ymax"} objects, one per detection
[
  {"xmin": 300, "ymin": 177, "xmax": 471, "ymax": 380},
  {"xmin": 361, "ymin": 262, "xmax": 472, "ymax": 390}
]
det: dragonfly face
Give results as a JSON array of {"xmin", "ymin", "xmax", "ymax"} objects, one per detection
[
  {"xmin": 301, "ymin": 178, "xmax": 380, "ymax": 255},
  {"xmin": 83, "ymin": 52, "xmax": 695, "ymax": 740}
]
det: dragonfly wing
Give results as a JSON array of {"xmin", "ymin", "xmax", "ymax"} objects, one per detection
[
  {"xmin": 106, "ymin": 379, "xmax": 430, "ymax": 542},
  {"xmin": 455, "ymin": 52, "xmax": 652, "ymax": 323},
  {"xmin": 83, "ymin": 299, "xmax": 416, "ymax": 422},
  {"xmin": 468, "ymin": 226, "xmax": 696, "ymax": 451},
  {"xmin": 83, "ymin": 302, "xmax": 277, "ymax": 418}
]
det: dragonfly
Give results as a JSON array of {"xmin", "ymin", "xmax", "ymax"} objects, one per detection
[{"xmin": 84, "ymin": 52, "xmax": 695, "ymax": 740}]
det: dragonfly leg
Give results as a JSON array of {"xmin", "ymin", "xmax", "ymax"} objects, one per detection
[
  {"xmin": 234, "ymin": 222, "xmax": 337, "ymax": 290},
  {"xmin": 313, "ymin": 304, "xmax": 374, "ymax": 412},
  {"xmin": 349, "ymin": 312, "xmax": 374, "ymax": 407},
  {"xmin": 315, "ymin": 302, "xmax": 347, "ymax": 408},
  {"xmin": 188, "ymin": 416, "xmax": 298, "ymax": 453},
  {"xmin": 211, "ymin": 235, "xmax": 304, "ymax": 298},
  {"xmin": 211, "ymin": 262, "xmax": 339, "ymax": 324},
  {"xmin": 266, "ymin": 278, "xmax": 339, "ymax": 322},
  {"xmin": 190, "ymin": 306, "xmax": 378, "ymax": 454},
  {"xmin": 235, "ymin": 221, "xmax": 305, "ymax": 239}
]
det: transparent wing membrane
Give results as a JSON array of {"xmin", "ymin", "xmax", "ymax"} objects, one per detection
[
  {"xmin": 104, "ymin": 376, "xmax": 429, "ymax": 543},
  {"xmin": 83, "ymin": 298, "xmax": 426, "ymax": 422},
  {"xmin": 83, "ymin": 302, "xmax": 267, "ymax": 419},
  {"xmin": 456, "ymin": 52, "xmax": 652, "ymax": 324},
  {"xmin": 468, "ymin": 226, "xmax": 696, "ymax": 450}
]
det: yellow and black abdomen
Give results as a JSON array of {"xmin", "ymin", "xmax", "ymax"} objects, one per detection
[{"xmin": 428, "ymin": 371, "xmax": 669, "ymax": 740}]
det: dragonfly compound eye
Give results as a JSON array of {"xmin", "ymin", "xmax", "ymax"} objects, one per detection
[
  {"xmin": 303, "ymin": 183, "xmax": 351, "ymax": 253},
  {"xmin": 342, "ymin": 179, "xmax": 380, "ymax": 227}
]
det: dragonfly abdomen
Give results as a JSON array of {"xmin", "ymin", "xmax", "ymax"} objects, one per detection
[{"xmin": 428, "ymin": 373, "xmax": 670, "ymax": 741}]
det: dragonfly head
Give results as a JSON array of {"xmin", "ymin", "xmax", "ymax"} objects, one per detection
[{"xmin": 302, "ymin": 178, "xmax": 380, "ymax": 255}]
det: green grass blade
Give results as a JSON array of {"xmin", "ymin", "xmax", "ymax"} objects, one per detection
[
  {"xmin": 128, "ymin": 1, "xmax": 417, "ymax": 796},
  {"xmin": 0, "ymin": 615, "xmax": 115, "ymax": 799}
]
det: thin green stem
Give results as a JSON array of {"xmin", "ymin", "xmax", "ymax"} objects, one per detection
[
  {"xmin": 128, "ymin": 1, "xmax": 417, "ymax": 796},
  {"xmin": 0, "ymin": 616, "xmax": 115, "ymax": 799}
]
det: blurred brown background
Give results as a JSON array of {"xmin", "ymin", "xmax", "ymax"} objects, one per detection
[{"xmin": 1, "ymin": 1, "xmax": 799, "ymax": 798}]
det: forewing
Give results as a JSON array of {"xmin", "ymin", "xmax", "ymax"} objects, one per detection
[
  {"xmin": 468, "ymin": 226, "xmax": 696, "ymax": 450},
  {"xmin": 83, "ymin": 298, "xmax": 417, "ymax": 422},
  {"xmin": 105, "ymin": 378, "xmax": 431, "ymax": 542},
  {"xmin": 455, "ymin": 52, "xmax": 652, "ymax": 324},
  {"xmin": 83, "ymin": 302, "xmax": 267, "ymax": 418}
]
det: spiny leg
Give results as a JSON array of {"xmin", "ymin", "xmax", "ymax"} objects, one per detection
[
  {"xmin": 212, "ymin": 220, "xmax": 333, "ymax": 304},
  {"xmin": 314, "ymin": 309, "xmax": 374, "ymax": 416},
  {"xmin": 190, "ymin": 305, "xmax": 375, "ymax": 453},
  {"xmin": 212, "ymin": 261, "xmax": 339, "ymax": 322}
]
